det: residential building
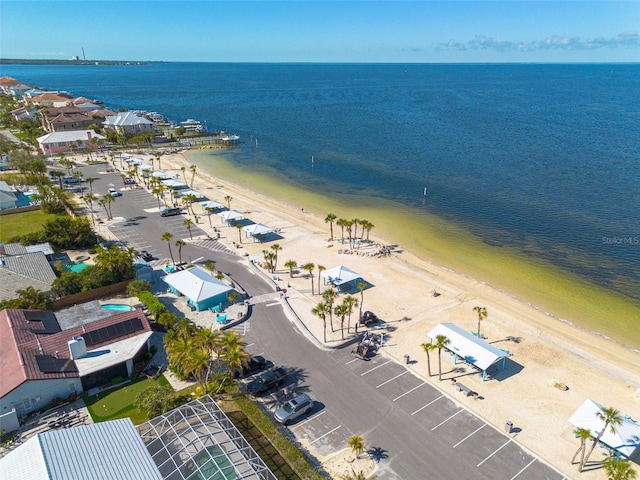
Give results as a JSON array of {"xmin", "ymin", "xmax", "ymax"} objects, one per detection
[
  {"xmin": 36, "ymin": 130, "xmax": 105, "ymax": 155},
  {"xmin": 103, "ymin": 111, "xmax": 154, "ymax": 135}
]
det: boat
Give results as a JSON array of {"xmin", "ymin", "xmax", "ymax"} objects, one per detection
[{"xmin": 180, "ymin": 119, "xmax": 203, "ymax": 132}]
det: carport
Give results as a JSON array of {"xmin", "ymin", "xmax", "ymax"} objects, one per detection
[{"xmin": 426, "ymin": 323, "xmax": 510, "ymax": 381}]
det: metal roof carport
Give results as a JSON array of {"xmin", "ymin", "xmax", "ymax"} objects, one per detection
[{"xmin": 426, "ymin": 323, "xmax": 510, "ymax": 381}]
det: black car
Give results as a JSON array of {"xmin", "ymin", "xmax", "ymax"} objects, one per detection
[
  {"xmin": 140, "ymin": 250, "xmax": 154, "ymax": 262},
  {"xmin": 360, "ymin": 310, "xmax": 378, "ymax": 326},
  {"xmin": 246, "ymin": 367, "xmax": 288, "ymax": 396},
  {"xmin": 234, "ymin": 355, "xmax": 267, "ymax": 378}
]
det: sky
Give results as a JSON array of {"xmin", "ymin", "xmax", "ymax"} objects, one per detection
[{"xmin": 1, "ymin": 1, "xmax": 639, "ymax": 63}]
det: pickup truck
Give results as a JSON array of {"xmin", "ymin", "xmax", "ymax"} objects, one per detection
[{"xmin": 246, "ymin": 367, "xmax": 288, "ymax": 396}]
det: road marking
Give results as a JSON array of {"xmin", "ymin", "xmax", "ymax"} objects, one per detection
[
  {"xmin": 265, "ymin": 302, "xmax": 280, "ymax": 307},
  {"xmin": 411, "ymin": 394, "xmax": 443, "ymax": 415},
  {"xmin": 478, "ymin": 439, "xmax": 511, "ymax": 466},
  {"xmin": 192, "ymin": 256, "xmax": 204, "ymax": 263},
  {"xmin": 393, "ymin": 382, "xmax": 426, "ymax": 401},
  {"xmin": 510, "ymin": 459, "xmax": 536, "ymax": 479},
  {"xmin": 310, "ymin": 425, "xmax": 342, "ymax": 444},
  {"xmin": 360, "ymin": 360, "xmax": 392, "ymax": 376},
  {"xmin": 247, "ymin": 269, "xmax": 255, "ymax": 275},
  {"xmin": 345, "ymin": 358, "xmax": 359, "ymax": 365},
  {"xmin": 431, "ymin": 409, "xmax": 463, "ymax": 430},
  {"xmin": 245, "ymin": 342, "xmax": 255, "ymax": 348},
  {"xmin": 376, "ymin": 371, "xmax": 409, "ymax": 388},
  {"xmin": 292, "ymin": 410, "xmax": 325, "ymax": 429},
  {"xmin": 453, "ymin": 424, "xmax": 486, "ymax": 448}
]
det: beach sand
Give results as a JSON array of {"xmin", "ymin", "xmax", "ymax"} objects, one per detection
[{"xmin": 106, "ymin": 150, "xmax": 640, "ymax": 479}]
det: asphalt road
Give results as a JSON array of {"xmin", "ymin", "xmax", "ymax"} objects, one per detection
[{"xmin": 73, "ymin": 161, "xmax": 566, "ymax": 480}]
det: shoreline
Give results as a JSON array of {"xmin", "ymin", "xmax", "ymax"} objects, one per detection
[{"xmin": 184, "ymin": 148, "xmax": 640, "ymax": 352}]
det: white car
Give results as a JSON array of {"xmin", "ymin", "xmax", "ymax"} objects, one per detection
[{"xmin": 107, "ymin": 188, "xmax": 122, "ymax": 197}]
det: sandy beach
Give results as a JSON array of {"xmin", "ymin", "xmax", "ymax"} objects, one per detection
[{"xmin": 106, "ymin": 150, "xmax": 640, "ymax": 479}]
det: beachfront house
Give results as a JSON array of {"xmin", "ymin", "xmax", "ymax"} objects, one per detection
[
  {"xmin": 0, "ymin": 305, "xmax": 152, "ymax": 431},
  {"xmin": 0, "ymin": 243, "xmax": 57, "ymax": 303},
  {"xmin": 162, "ymin": 265, "xmax": 236, "ymax": 312},
  {"xmin": 0, "ymin": 181, "xmax": 17, "ymax": 210},
  {"xmin": 36, "ymin": 130, "xmax": 105, "ymax": 155},
  {"xmin": 103, "ymin": 111, "xmax": 154, "ymax": 135},
  {"xmin": 0, "ymin": 76, "xmax": 31, "ymax": 98}
]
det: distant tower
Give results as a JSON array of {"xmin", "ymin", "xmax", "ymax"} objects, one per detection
[{"xmin": 82, "ymin": 47, "xmax": 86, "ymax": 61}]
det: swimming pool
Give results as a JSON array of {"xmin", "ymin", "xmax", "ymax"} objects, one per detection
[
  {"xmin": 101, "ymin": 304, "xmax": 133, "ymax": 311},
  {"xmin": 65, "ymin": 261, "xmax": 89, "ymax": 273}
]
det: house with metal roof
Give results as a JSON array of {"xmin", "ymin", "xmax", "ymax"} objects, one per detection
[
  {"xmin": 162, "ymin": 265, "xmax": 236, "ymax": 312},
  {"xmin": 426, "ymin": 323, "xmax": 511, "ymax": 381},
  {"xmin": 0, "ymin": 307, "xmax": 152, "ymax": 431},
  {"xmin": 0, "ymin": 181, "xmax": 17, "ymax": 209},
  {"xmin": 0, "ymin": 245, "xmax": 57, "ymax": 302},
  {"xmin": 103, "ymin": 111, "xmax": 154, "ymax": 135}
]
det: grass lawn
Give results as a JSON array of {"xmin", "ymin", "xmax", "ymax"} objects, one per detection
[
  {"xmin": 83, "ymin": 375, "xmax": 171, "ymax": 425},
  {"xmin": 0, "ymin": 209, "xmax": 61, "ymax": 243}
]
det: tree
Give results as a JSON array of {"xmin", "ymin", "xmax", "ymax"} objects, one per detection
[
  {"xmin": 343, "ymin": 295, "xmax": 358, "ymax": 333},
  {"xmin": 162, "ymin": 232, "xmax": 175, "ymax": 265},
  {"xmin": 317, "ymin": 264, "xmax": 326, "ymax": 295},
  {"xmin": 180, "ymin": 165, "xmax": 187, "ymax": 183},
  {"xmin": 204, "ymin": 206, "xmax": 213, "ymax": 228},
  {"xmin": 421, "ymin": 342, "xmax": 437, "ymax": 377},
  {"xmin": 352, "ymin": 218, "xmax": 360, "ymax": 240},
  {"xmin": 189, "ymin": 164, "xmax": 197, "ymax": 187},
  {"xmin": 126, "ymin": 280, "xmax": 151, "ymax": 297},
  {"xmin": 227, "ymin": 291, "xmax": 239, "ymax": 305},
  {"xmin": 284, "ymin": 259, "xmax": 297, "ymax": 277},
  {"xmin": 362, "ymin": 220, "xmax": 374, "ymax": 241},
  {"xmin": 101, "ymin": 193, "xmax": 114, "ymax": 220},
  {"xmin": 302, "ymin": 263, "xmax": 315, "ymax": 295},
  {"xmin": 175, "ymin": 239, "xmax": 186, "ymax": 265},
  {"xmin": 435, "ymin": 334, "xmax": 450, "ymax": 381},
  {"xmin": 223, "ymin": 344, "xmax": 251, "ymax": 378},
  {"xmin": 357, "ymin": 281, "xmax": 366, "ymax": 320},
  {"xmin": 311, "ymin": 301, "xmax": 330, "ymax": 343},
  {"xmin": 347, "ymin": 435, "xmax": 366, "ymax": 459},
  {"xmin": 571, "ymin": 427, "xmax": 592, "ymax": 472},
  {"xmin": 235, "ymin": 223, "xmax": 243, "ymax": 243},
  {"xmin": 224, "ymin": 195, "xmax": 232, "ymax": 210},
  {"xmin": 584, "ymin": 406, "xmax": 623, "ymax": 465},
  {"xmin": 0, "ymin": 286, "xmax": 51, "ymax": 310},
  {"xmin": 134, "ymin": 384, "xmax": 178, "ymax": 418},
  {"xmin": 325, "ymin": 213, "xmax": 337, "ymax": 240},
  {"xmin": 335, "ymin": 302, "xmax": 349, "ymax": 340},
  {"xmin": 183, "ymin": 218, "xmax": 194, "ymax": 240},
  {"xmin": 323, "ymin": 288, "xmax": 337, "ymax": 332},
  {"xmin": 603, "ymin": 457, "xmax": 637, "ymax": 480},
  {"xmin": 473, "ymin": 306, "xmax": 488, "ymax": 338},
  {"xmin": 337, "ymin": 218, "xmax": 347, "ymax": 241},
  {"xmin": 183, "ymin": 193, "xmax": 197, "ymax": 215},
  {"xmin": 270, "ymin": 243, "xmax": 282, "ymax": 271},
  {"xmin": 204, "ymin": 261, "xmax": 216, "ymax": 276},
  {"xmin": 94, "ymin": 246, "xmax": 135, "ymax": 282}
]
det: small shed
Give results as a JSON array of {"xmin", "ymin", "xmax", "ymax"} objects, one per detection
[
  {"xmin": 426, "ymin": 323, "xmax": 510, "ymax": 381},
  {"xmin": 568, "ymin": 399, "xmax": 640, "ymax": 461},
  {"xmin": 321, "ymin": 265, "xmax": 363, "ymax": 293},
  {"xmin": 162, "ymin": 266, "xmax": 235, "ymax": 312}
]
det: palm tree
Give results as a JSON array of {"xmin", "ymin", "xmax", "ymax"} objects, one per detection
[
  {"xmin": 357, "ymin": 281, "xmax": 366, "ymax": 320},
  {"xmin": 584, "ymin": 406, "xmax": 623, "ymax": 465},
  {"xmin": 224, "ymin": 195, "xmax": 232, "ymax": 210},
  {"xmin": 421, "ymin": 342, "xmax": 437, "ymax": 377},
  {"xmin": 97, "ymin": 196, "xmax": 109, "ymax": 220},
  {"xmin": 325, "ymin": 213, "xmax": 337, "ymax": 240},
  {"xmin": 343, "ymin": 295, "xmax": 358, "ymax": 333},
  {"xmin": 435, "ymin": 334, "xmax": 450, "ymax": 381},
  {"xmin": 152, "ymin": 186, "xmax": 164, "ymax": 209},
  {"xmin": 270, "ymin": 243, "xmax": 282, "ymax": 271},
  {"xmin": 204, "ymin": 206, "xmax": 214, "ymax": 228},
  {"xmin": 352, "ymin": 218, "xmax": 360, "ymax": 240},
  {"xmin": 473, "ymin": 306, "xmax": 488, "ymax": 338},
  {"xmin": 82, "ymin": 193, "xmax": 95, "ymax": 225},
  {"xmin": 180, "ymin": 165, "xmax": 187, "ymax": 183},
  {"xmin": 155, "ymin": 152, "xmax": 162, "ymax": 170},
  {"xmin": 175, "ymin": 239, "xmax": 186, "ymax": 265},
  {"xmin": 183, "ymin": 347, "xmax": 213, "ymax": 393},
  {"xmin": 189, "ymin": 164, "xmax": 197, "ymax": 187},
  {"xmin": 362, "ymin": 220, "xmax": 374, "ymax": 241},
  {"xmin": 311, "ymin": 301, "xmax": 330, "ymax": 343},
  {"xmin": 227, "ymin": 291, "xmax": 239, "ymax": 305},
  {"xmin": 344, "ymin": 220, "xmax": 354, "ymax": 248},
  {"xmin": 335, "ymin": 302, "xmax": 349, "ymax": 340},
  {"xmin": 162, "ymin": 232, "xmax": 175, "ymax": 265},
  {"xmin": 235, "ymin": 223, "xmax": 243, "ymax": 243},
  {"xmin": 302, "ymin": 262, "xmax": 315, "ymax": 295},
  {"xmin": 336, "ymin": 218, "xmax": 347, "ymax": 241},
  {"xmin": 347, "ymin": 435, "xmax": 366, "ymax": 459},
  {"xmin": 183, "ymin": 193, "xmax": 197, "ymax": 215},
  {"xmin": 284, "ymin": 260, "xmax": 297, "ymax": 277},
  {"xmin": 571, "ymin": 427, "xmax": 592, "ymax": 472},
  {"xmin": 183, "ymin": 218, "xmax": 194, "ymax": 240},
  {"xmin": 102, "ymin": 193, "xmax": 114, "ymax": 220},
  {"xmin": 322, "ymin": 288, "xmax": 337, "ymax": 332},
  {"xmin": 204, "ymin": 260, "xmax": 216, "ymax": 276},
  {"xmin": 317, "ymin": 264, "xmax": 326, "ymax": 295},
  {"xmin": 85, "ymin": 177, "xmax": 95, "ymax": 197},
  {"xmin": 223, "ymin": 344, "xmax": 251, "ymax": 378},
  {"xmin": 602, "ymin": 457, "xmax": 637, "ymax": 480}
]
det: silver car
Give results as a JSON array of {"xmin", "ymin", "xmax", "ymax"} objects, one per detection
[{"xmin": 274, "ymin": 394, "xmax": 314, "ymax": 425}]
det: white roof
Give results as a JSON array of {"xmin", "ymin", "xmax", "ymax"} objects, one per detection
[
  {"xmin": 243, "ymin": 223, "xmax": 272, "ymax": 236},
  {"xmin": 426, "ymin": 323, "xmax": 510, "ymax": 371},
  {"xmin": 200, "ymin": 200, "xmax": 225, "ymax": 210},
  {"xmin": 321, "ymin": 265, "xmax": 362, "ymax": 286},
  {"xmin": 162, "ymin": 178, "xmax": 187, "ymax": 189},
  {"xmin": 36, "ymin": 130, "xmax": 105, "ymax": 144},
  {"xmin": 162, "ymin": 265, "xmax": 233, "ymax": 302},
  {"xmin": 219, "ymin": 210, "xmax": 244, "ymax": 222},
  {"xmin": 104, "ymin": 111, "xmax": 153, "ymax": 126},
  {"xmin": 151, "ymin": 170, "xmax": 167, "ymax": 178},
  {"xmin": 179, "ymin": 189, "xmax": 203, "ymax": 198},
  {"xmin": 568, "ymin": 399, "xmax": 640, "ymax": 457},
  {"xmin": 139, "ymin": 163, "xmax": 154, "ymax": 171},
  {"xmin": 74, "ymin": 331, "xmax": 153, "ymax": 376},
  {"xmin": 0, "ymin": 418, "xmax": 162, "ymax": 480}
]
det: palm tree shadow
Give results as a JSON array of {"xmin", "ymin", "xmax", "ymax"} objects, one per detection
[{"xmin": 367, "ymin": 446, "xmax": 388, "ymax": 463}]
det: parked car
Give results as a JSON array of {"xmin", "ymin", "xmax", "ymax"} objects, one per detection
[
  {"xmin": 274, "ymin": 394, "xmax": 314, "ymax": 425},
  {"xmin": 233, "ymin": 355, "xmax": 267, "ymax": 378},
  {"xmin": 360, "ymin": 310, "xmax": 378, "ymax": 326},
  {"xmin": 246, "ymin": 368, "xmax": 288, "ymax": 396},
  {"xmin": 107, "ymin": 187, "xmax": 122, "ymax": 197},
  {"xmin": 140, "ymin": 250, "xmax": 154, "ymax": 262},
  {"xmin": 63, "ymin": 176, "xmax": 82, "ymax": 184},
  {"xmin": 160, "ymin": 207, "xmax": 182, "ymax": 217}
]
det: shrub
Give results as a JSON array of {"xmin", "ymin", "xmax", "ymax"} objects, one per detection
[
  {"xmin": 111, "ymin": 376, "xmax": 124, "ymax": 386},
  {"xmin": 150, "ymin": 345, "xmax": 158, "ymax": 354}
]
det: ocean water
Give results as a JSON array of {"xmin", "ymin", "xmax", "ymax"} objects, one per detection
[{"xmin": 3, "ymin": 62, "xmax": 639, "ymax": 308}]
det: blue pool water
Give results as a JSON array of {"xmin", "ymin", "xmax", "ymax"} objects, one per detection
[{"xmin": 101, "ymin": 304, "xmax": 134, "ymax": 311}]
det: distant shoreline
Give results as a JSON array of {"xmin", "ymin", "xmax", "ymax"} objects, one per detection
[{"xmin": 0, "ymin": 59, "xmax": 158, "ymax": 66}]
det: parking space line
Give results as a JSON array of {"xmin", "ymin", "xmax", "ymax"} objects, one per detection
[
  {"xmin": 393, "ymin": 381, "xmax": 426, "ymax": 401},
  {"xmin": 265, "ymin": 302, "xmax": 280, "ymax": 307},
  {"xmin": 309, "ymin": 425, "xmax": 342, "ymax": 444},
  {"xmin": 345, "ymin": 358, "xmax": 359, "ymax": 365},
  {"xmin": 510, "ymin": 458, "xmax": 536, "ymax": 479},
  {"xmin": 452, "ymin": 424, "xmax": 486, "ymax": 448},
  {"xmin": 477, "ymin": 439, "xmax": 511, "ymax": 466},
  {"xmin": 431, "ymin": 409, "xmax": 463, "ymax": 430},
  {"xmin": 360, "ymin": 360, "xmax": 392, "ymax": 376},
  {"xmin": 376, "ymin": 371, "xmax": 409, "ymax": 388},
  {"xmin": 292, "ymin": 410, "xmax": 325, "ymax": 429},
  {"xmin": 411, "ymin": 394, "xmax": 443, "ymax": 415}
]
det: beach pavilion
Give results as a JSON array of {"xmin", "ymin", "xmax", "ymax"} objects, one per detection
[
  {"xmin": 568, "ymin": 399, "xmax": 640, "ymax": 461},
  {"xmin": 218, "ymin": 210, "xmax": 244, "ymax": 226},
  {"xmin": 151, "ymin": 170, "xmax": 167, "ymax": 180},
  {"xmin": 321, "ymin": 265, "xmax": 364, "ymax": 293},
  {"xmin": 162, "ymin": 266, "xmax": 235, "ymax": 312},
  {"xmin": 200, "ymin": 200, "xmax": 225, "ymax": 212},
  {"xmin": 179, "ymin": 189, "xmax": 204, "ymax": 200},
  {"xmin": 426, "ymin": 323, "xmax": 510, "ymax": 381},
  {"xmin": 243, "ymin": 223, "xmax": 272, "ymax": 242}
]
